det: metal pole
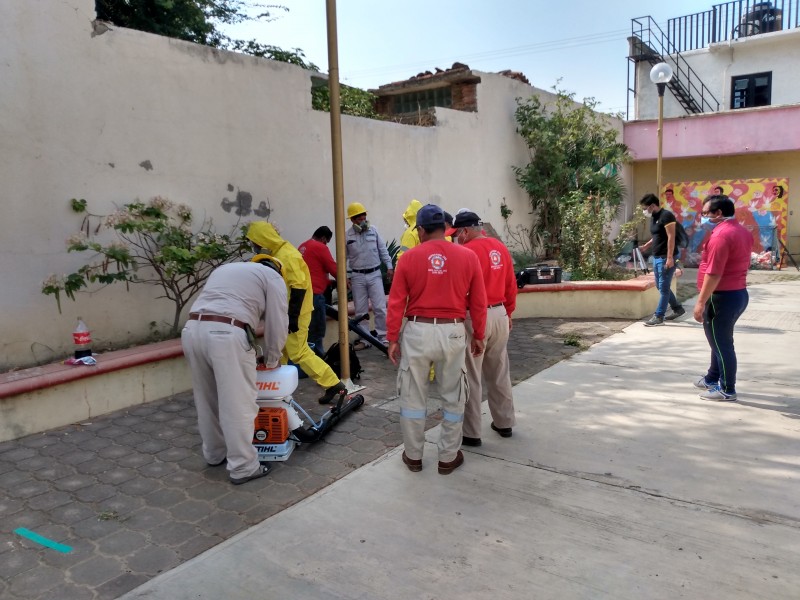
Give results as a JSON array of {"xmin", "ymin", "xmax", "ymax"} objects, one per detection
[
  {"xmin": 656, "ymin": 82, "xmax": 666, "ymax": 198},
  {"xmin": 325, "ymin": 0, "xmax": 350, "ymax": 380}
]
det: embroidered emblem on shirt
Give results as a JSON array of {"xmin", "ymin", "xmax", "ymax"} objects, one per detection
[
  {"xmin": 428, "ymin": 253, "xmax": 447, "ymax": 273},
  {"xmin": 489, "ymin": 249, "xmax": 502, "ymax": 268}
]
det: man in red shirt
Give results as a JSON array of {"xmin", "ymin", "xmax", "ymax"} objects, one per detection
[
  {"xmin": 387, "ymin": 204, "xmax": 487, "ymax": 475},
  {"xmin": 453, "ymin": 210, "xmax": 518, "ymax": 445},
  {"xmin": 299, "ymin": 226, "xmax": 338, "ymax": 356},
  {"xmin": 693, "ymin": 195, "xmax": 753, "ymax": 401}
]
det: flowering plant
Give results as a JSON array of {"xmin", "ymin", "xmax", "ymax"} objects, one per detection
[{"xmin": 42, "ymin": 197, "xmax": 248, "ymax": 334}]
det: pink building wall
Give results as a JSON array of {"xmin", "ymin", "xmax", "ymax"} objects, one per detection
[{"xmin": 624, "ymin": 105, "xmax": 800, "ymax": 160}]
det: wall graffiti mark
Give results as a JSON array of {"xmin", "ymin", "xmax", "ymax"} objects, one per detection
[
  {"xmin": 138, "ymin": 160, "xmax": 153, "ymax": 171},
  {"xmin": 220, "ymin": 189, "xmax": 270, "ymax": 218}
]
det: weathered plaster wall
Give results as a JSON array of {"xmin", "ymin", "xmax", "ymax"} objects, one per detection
[{"xmin": 2, "ymin": 1, "xmax": 617, "ymax": 370}]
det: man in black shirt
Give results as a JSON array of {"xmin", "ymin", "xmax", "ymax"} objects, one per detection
[{"xmin": 638, "ymin": 193, "xmax": 685, "ymax": 326}]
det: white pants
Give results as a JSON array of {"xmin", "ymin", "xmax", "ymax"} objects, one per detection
[
  {"xmin": 397, "ymin": 320, "xmax": 468, "ymax": 462},
  {"xmin": 350, "ymin": 270, "xmax": 387, "ymax": 339},
  {"xmin": 181, "ymin": 320, "xmax": 261, "ymax": 480}
]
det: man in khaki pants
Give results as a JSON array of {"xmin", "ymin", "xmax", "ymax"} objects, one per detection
[
  {"xmin": 453, "ymin": 210, "xmax": 518, "ymax": 445},
  {"xmin": 386, "ymin": 204, "xmax": 487, "ymax": 475}
]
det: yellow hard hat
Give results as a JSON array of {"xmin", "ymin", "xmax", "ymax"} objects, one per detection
[
  {"xmin": 251, "ymin": 253, "xmax": 283, "ymax": 275},
  {"xmin": 347, "ymin": 202, "xmax": 367, "ymax": 219}
]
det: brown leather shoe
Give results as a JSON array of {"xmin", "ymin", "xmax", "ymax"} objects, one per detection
[
  {"xmin": 437, "ymin": 450, "xmax": 464, "ymax": 475},
  {"xmin": 402, "ymin": 451, "xmax": 422, "ymax": 472}
]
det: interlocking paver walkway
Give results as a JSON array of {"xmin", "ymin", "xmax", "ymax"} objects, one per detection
[{"xmin": 0, "ymin": 317, "xmax": 631, "ymax": 600}]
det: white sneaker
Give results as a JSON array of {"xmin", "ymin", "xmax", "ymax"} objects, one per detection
[
  {"xmin": 693, "ymin": 376, "xmax": 716, "ymax": 390},
  {"xmin": 699, "ymin": 386, "xmax": 737, "ymax": 402}
]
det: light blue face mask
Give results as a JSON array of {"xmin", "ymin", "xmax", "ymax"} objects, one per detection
[
  {"xmin": 700, "ymin": 216, "xmax": 716, "ymax": 227},
  {"xmin": 700, "ymin": 215, "xmax": 732, "ymax": 229}
]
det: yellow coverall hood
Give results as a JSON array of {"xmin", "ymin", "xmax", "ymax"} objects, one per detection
[
  {"xmin": 402, "ymin": 199, "xmax": 422, "ymax": 227},
  {"xmin": 246, "ymin": 221, "xmax": 286, "ymax": 255}
]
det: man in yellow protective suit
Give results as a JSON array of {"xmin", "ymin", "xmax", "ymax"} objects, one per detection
[
  {"xmin": 397, "ymin": 199, "xmax": 422, "ymax": 261},
  {"xmin": 246, "ymin": 222, "xmax": 346, "ymax": 404}
]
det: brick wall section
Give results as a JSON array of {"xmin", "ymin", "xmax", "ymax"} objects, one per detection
[
  {"xmin": 452, "ymin": 82, "xmax": 478, "ymax": 112},
  {"xmin": 375, "ymin": 95, "xmax": 392, "ymax": 115}
]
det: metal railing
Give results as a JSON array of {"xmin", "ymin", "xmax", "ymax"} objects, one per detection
[
  {"xmin": 668, "ymin": 0, "xmax": 800, "ymax": 52},
  {"xmin": 629, "ymin": 16, "xmax": 721, "ymax": 115}
]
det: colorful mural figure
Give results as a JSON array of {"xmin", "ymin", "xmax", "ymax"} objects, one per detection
[{"xmin": 661, "ymin": 178, "xmax": 789, "ymax": 268}]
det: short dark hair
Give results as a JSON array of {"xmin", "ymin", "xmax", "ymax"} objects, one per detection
[
  {"xmin": 714, "ymin": 186, "xmax": 724, "ymax": 194},
  {"xmin": 704, "ymin": 195, "xmax": 735, "ymax": 217},
  {"xmin": 313, "ymin": 226, "xmax": 332, "ymax": 241},
  {"xmin": 639, "ymin": 193, "xmax": 659, "ymax": 207}
]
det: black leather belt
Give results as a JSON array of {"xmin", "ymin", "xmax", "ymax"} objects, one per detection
[
  {"xmin": 488, "ymin": 303, "xmax": 504, "ymax": 308},
  {"xmin": 351, "ymin": 266, "xmax": 381, "ymax": 274},
  {"xmin": 189, "ymin": 313, "xmax": 248, "ymax": 330},
  {"xmin": 407, "ymin": 316, "xmax": 464, "ymax": 324}
]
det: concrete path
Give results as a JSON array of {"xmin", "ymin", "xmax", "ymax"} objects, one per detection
[{"xmin": 122, "ymin": 278, "xmax": 800, "ymax": 599}]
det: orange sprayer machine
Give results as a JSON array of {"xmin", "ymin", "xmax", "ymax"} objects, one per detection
[{"xmin": 253, "ymin": 364, "xmax": 363, "ymax": 463}]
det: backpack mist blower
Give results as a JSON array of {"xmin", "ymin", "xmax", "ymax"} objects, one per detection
[{"xmin": 253, "ymin": 363, "xmax": 364, "ymax": 463}]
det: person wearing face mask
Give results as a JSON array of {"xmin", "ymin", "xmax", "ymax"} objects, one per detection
[
  {"xmin": 246, "ymin": 222, "xmax": 347, "ymax": 405},
  {"xmin": 693, "ymin": 195, "xmax": 753, "ymax": 402},
  {"xmin": 638, "ymin": 193, "xmax": 686, "ymax": 326},
  {"xmin": 345, "ymin": 202, "xmax": 394, "ymax": 350},
  {"xmin": 397, "ymin": 199, "xmax": 422, "ymax": 262}
]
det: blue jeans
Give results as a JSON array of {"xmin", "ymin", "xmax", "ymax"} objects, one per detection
[
  {"xmin": 309, "ymin": 293, "xmax": 327, "ymax": 357},
  {"xmin": 652, "ymin": 257, "xmax": 680, "ymax": 317},
  {"xmin": 702, "ymin": 289, "xmax": 749, "ymax": 394}
]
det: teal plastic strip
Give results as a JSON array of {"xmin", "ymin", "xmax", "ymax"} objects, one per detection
[{"xmin": 13, "ymin": 528, "xmax": 72, "ymax": 553}]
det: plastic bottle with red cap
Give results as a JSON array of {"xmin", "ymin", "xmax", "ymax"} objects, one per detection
[{"xmin": 73, "ymin": 317, "xmax": 92, "ymax": 359}]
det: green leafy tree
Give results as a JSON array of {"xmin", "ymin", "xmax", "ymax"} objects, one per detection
[
  {"xmin": 95, "ymin": 1, "xmax": 285, "ymax": 47},
  {"xmin": 41, "ymin": 197, "xmax": 248, "ymax": 335},
  {"xmin": 559, "ymin": 192, "xmax": 617, "ymax": 280},
  {"xmin": 513, "ymin": 88, "xmax": 630, "ymax": 262},
  {"xmin": 312, "ymin": 85, "xmax": 378, "ymax": 119}
]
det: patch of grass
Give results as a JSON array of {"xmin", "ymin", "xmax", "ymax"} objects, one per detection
[
  {"xmin": 563, "ymin": 333, "xmax": 582, "ymax": 347},
  {"xmin": 97, "ymin": 511, "xmax": 123, "ymax": 521}
]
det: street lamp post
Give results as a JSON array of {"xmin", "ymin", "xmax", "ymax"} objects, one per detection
[{"xmin": 649, "ymin": 63, "xmax": 674, "ymax": 198}]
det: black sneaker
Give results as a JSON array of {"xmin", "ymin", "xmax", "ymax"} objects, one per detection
[
  {"xmin": 462, "ymin": 436, "xmax": 482, "ymax": 447},
  {"xmin": 644, "ymin": 315, "xmax": 664, "ymax": 327},
  {"xmin": 319, "ymin": 381, "xmax": 347, "ymax": 404},
  {"xmin": 230, "ymin": 464, "xmax": 271, "ymax": 485},
  {"xmin": 665, "ymin": 306, "xmax": 686, "ymax": 321}
]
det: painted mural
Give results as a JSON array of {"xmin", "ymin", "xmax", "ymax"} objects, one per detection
[{"xmin": 661, "ymin": 178, "xmax": 789, "ymax": 268}]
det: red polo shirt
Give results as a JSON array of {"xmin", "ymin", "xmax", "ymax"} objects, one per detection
[
  {"xmin": 462, "ymin": 236, "xmax": 517, "ymax": 314},
  {"xmin": 298, "ymin": 238, "xmax": 338, "ymax": 294},
  {"xmin": 386, "ymin": 239, "xmax": 487, "ymax": 341}
]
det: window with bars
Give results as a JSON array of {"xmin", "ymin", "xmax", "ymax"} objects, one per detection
[
  {"xmin": 731, "ymin": 72, "xmax": 771, "ymax": 109},
  {"xmin": 394, "ymin": 87, "xmax": 452, "ymax": 113}
]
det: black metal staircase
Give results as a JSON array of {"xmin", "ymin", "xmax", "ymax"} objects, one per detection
[{"xmin": 627, "ymin": 16, "xmax": 721, "ymax": 118}]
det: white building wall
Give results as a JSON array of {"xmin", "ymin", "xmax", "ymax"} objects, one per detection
[
  {"xmin": 3, "ymin": 0, "xmax": 613, "ymax": 370},
  {"xmin": 634, "ymin": 28, "xmax": 800, "ymax": 120}
]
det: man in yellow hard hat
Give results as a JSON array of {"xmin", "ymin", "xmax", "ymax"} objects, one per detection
[
  {"xmin": 246, "ymin": 221, "xmax": 347, "ymax": 404},
  {"xmin": 345, "ymin": 202, "xmax": 394, "ymax": 350}
]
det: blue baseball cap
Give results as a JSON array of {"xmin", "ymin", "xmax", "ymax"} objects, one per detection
[{"xmin": 415, "ymin": 204, "xmax": 446, "ymax": 227}]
